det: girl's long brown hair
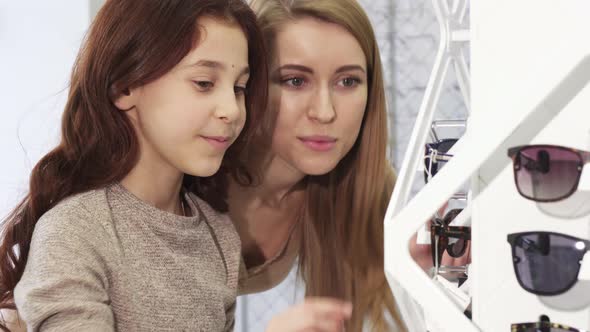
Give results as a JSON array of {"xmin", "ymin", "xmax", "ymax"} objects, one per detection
[
  {"xmin": 0, "ymin": 0, "xmax": 267, "ymax": 329},
  {"xmin": 249, "ymin": 0, "xmax": 405, "ymax": 331}
]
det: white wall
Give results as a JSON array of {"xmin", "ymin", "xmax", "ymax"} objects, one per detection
[{"xmin": 0, "ymin": 2, "xmax": 90, "ymax": 218}]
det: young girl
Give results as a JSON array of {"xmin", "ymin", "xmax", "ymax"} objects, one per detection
[{"xmin": 0, "ymin": 0, "xmax": 267, "ymax": 331}]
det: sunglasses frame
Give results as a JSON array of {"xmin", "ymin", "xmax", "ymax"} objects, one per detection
[
  {"xmin": 506, "ymin": 231, "xmax": 590, "ymax": 296},
  {"xmin": 507, "ymin": 144, "xmax": 590, "ymax": 202},
  {"xmin": 511, "ymin": 321, "xmax": 586, "ymax": 332},
  {"xmin": 424, "ymin": 138, "xmax": 458, "ymax": 183},
  {"xmin": 431, "ymin": 208, "xmax": 471, "ymax": 268}
]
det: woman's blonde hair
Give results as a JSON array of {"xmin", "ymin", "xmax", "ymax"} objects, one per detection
[{"xmin": 250, "ymin": 0, "xmax": 405, "ymax": 330}]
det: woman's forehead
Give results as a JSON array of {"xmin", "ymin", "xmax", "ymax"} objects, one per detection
[{"xmin": 273, "ymin": 17, "xmax": 366, "ymax": 72}]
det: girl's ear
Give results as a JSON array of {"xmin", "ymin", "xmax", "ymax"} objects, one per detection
[{"xmin": 113, "ymin": 87, "xmax": 140, "ymax": 111}]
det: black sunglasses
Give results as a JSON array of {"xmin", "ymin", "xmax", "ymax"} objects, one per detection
[
  {"xmin": 431, "ymin": 208, "xmax": 470, "ymax": 267},
  {"xmin": 507, "ymin": 231, "xmax": 590, "ymax": 296},
  {"xmin": 512, "ymin": 315, "xmax": 586, "ymax": 332},
  {"xmin": 507, "ymin": 144, "xmax": 590, "ymax": 202},
  {"xmin": 424, "ymin": 138, "xmax": 458, "ymax": 183}
]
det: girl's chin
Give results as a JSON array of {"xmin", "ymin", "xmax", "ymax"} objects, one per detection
[{"xmin": 181, "ymin": 160, "xmax": 223, "ymax": 178}]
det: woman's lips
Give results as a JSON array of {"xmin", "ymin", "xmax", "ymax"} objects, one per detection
[
  {"xmin": 201, "ymin": 135, "xmax": 231, "ymax": 150},
  {"xmin": 298, "ymin": 136, "xmax": 337, "ymax": 152}
]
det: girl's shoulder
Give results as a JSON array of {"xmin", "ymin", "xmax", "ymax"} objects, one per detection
[
  {"xmin": 186, "ymin": 190, "xmax": 239, "ymax": 246},
  {"xmin": 35, "ymin": 187, "xmax": 114, "ymax": 241},
  {"xmin": 186, "ymin": 191, "xmax": 233, "ymax": 227},
  {"xmin": 187, "ymin": 191, "xmax": 241, "ymax": 291},
  {"xmin": 47, "ymin": 187, "xmax": 108, "ymax": 212}
]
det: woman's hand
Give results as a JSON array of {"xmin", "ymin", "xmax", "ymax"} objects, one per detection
[
  {"xmin": 0, "ymin": 309, "xmax": 26, "ymax": 332},
  {"xmin": 265, "ymin": 297, "xmax": 352, "ymax": 332}
]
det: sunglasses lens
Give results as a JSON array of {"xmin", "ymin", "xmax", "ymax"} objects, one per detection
[
  {"xmin": 448, "ymin": 239, "xmax": 467, "ymax": 257},
  {"xmin": 514, "ymin": 146, "xmax": 581, "ymax": 201},
  {"xmin": 443, "ymin": 209, "xmax": 462, "ymax": 225},
  {"xmin": 437, "ymin": 139, "xmax": 457, "ymax": 154},
  {"xmin": 511, "ymin": 233, "xmax": 585, "ymax": 295}
]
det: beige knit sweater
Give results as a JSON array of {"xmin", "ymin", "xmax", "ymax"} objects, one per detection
[{"xmin": 14, "ymin": 183, "xmax": 241, "ymax": 332}]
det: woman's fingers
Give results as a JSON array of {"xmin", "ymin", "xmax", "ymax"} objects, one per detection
[
  {"xmin": 300, "ymin": 298, "xmax": 352, "ymax": 332},
  {"xmin": 266, "ymin": 297, "xmax": 352, "ymax": 332},
  {"xmin": 409, "ymin": 232, "xmax": 434, "ymax": 271}
]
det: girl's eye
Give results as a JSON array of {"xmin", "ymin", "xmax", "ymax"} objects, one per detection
[
  {"xmin": 193, "ymin": 81, "xmax": 214, "ymax": 91},
  {"xmin": 234, "ymin": 86, "xmax": 247, "ymax": 96},
  {"xmin": 282, "ymin": 77, "xmax": 306, "ymax": 88},
  {"xmin": 338, "ymin": 77, "xmax": 362, "ymax": 88}
]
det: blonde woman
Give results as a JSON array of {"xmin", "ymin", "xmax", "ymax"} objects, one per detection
[{"xmin": 202, "ymin": 0, "xmax": 408, "ymax": 330}]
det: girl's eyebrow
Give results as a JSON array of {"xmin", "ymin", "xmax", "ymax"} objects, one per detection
[{"xmin": 188, "ymin": 59, "xmax": 249, "ymax": 75}]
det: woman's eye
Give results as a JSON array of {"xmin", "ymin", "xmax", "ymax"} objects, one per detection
[
  {"xmin": 339, "ymin": 77, "xmax": 361, "ymax": 87},
  {"xmin": 193, "ymin": 81, "xmax": 214, "ymax": 91},
  {"xmin": 282, "ymin": 77, "xmax": 305, "ymax": 88}
]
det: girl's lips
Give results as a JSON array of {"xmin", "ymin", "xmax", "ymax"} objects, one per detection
[
  {"xmin": 201, "ymin": 136, "xmax": 231, "ymax": 150},
  {"xmin": 298, "ymin": 136, "xmax": 337, "ymax": 152}
]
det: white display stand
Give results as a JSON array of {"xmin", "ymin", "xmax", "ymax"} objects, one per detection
[
  {"xmin": 471, "ymin": 1, "xmax": 590, "ymax": 330},
  {"xmin": 385, "ymin": 1, "xmax": 590, "ymax": 331}
]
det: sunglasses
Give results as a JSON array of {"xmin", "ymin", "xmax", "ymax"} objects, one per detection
[
  {"xmin": 507, "ymin": 145, "xmax": 590, "ymax": 202},
  {"xmin": 424, "ymin": 138, "xmax": 458, "ymax": 182},
  {"xmin": 512, "ymin": 315, "xmax": 586, "ymax": 332},
  {"xmin": 507, "ymin": 231, "xmax": 590, "ymax": 296},
  {"xmin": 431, "ymin": 208, "xmax": 471, "ymax": 267}
]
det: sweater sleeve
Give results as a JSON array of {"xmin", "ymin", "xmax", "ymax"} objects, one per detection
[
  {"xmin": 224, "ymin": 301, "xmax": 236, "ymax": 332},
  {"xmin": 14, "ymin": 202, "xmax": 116, "ymax": 332}
]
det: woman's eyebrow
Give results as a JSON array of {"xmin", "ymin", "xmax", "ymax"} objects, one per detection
[
  {"xmin": 335, "ymin": 65, "xmax": 366, "ymax": 74},
  {"xmin": 275, "ymin": 64, "xmax": 366, "ymax": 75},
  {"xmin": 276, "ymin": 64, "xmax": 314, "ymax": 74}
]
